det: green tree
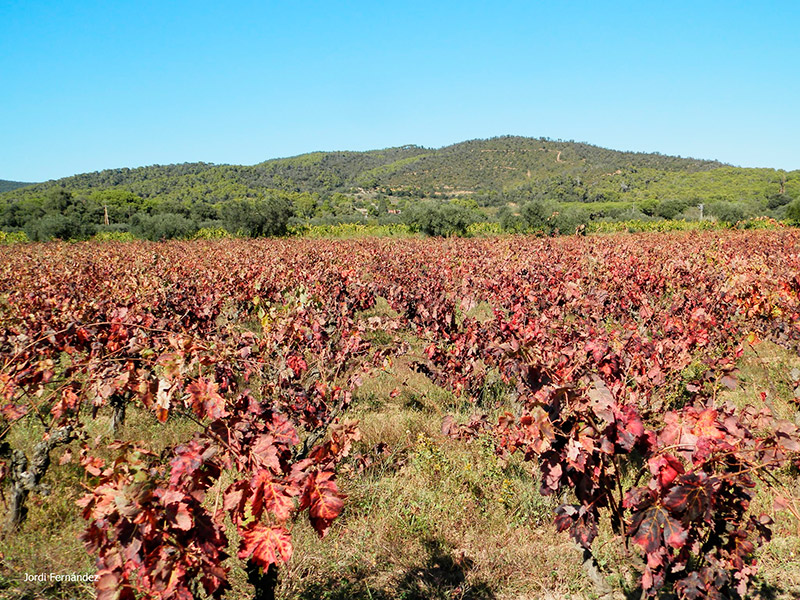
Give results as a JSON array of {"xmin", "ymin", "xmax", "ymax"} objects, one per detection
[
  {"xmin": 404, "ymin": 201, "xmax": 478, "ymax": 236},
  {"xmin": 89, "ymin": 189, "xmax": 148, "ymax": 221},
  {"xmin": 767, "ymin": 193, "xmax": 792, "ymax": 210},
  {"xmin": 639, "ymin": 199, "xmax": 659, "ymax": 216},
  {"xmin": 292, "ymin": 192, "xmax": 319, "ymax": 220},
  {"xmin": 708, "ymin": 201, "xmax": 746, "ymax": 223},
  {"xmin": 220, "ymin": 195, "xmax": 293, "ymax": 237},
  {"xmin": 130, "ymin": 213, "xmax": 197, "ymax": 240},
  {"xmin": 498, "ymin": 206, "xmax": 526, "ymax": 232},
  {"xmin": 785, "ymin": 198, "xmax": 800, "ymax": 223},
  {"xmin": 655, "ymin": 199, "xmax": 689, "ymax": 219},
  {"xmin": 25, "ymin": 213, "xmax": 96, "ymax": 241},
  {"xmin": 520, "ymin": 199, "xmax": 558, "ymax": 231}
]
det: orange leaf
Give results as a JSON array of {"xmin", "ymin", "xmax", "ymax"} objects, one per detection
[
  {"xmin": 238, "ymin": 524, "xmax": 293, "ymax": 568},
  {"xmin": 692, "ymin": 409, "xmax": 724, "ymax": 440}
]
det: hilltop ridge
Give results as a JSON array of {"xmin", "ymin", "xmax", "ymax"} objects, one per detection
[
  {"xmin": 1, "ymin": 136, "xmax": 797, "ymax": 241},
  {"xmin": 0, "ymin": 180, "xmax": 34, "ymax": 193},
  {"xmin": 2, "ymin": 136, "xmax": 772, "ymax": 206}
]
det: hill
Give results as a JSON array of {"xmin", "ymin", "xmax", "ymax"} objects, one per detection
[
  {"xmin": 0, "ymin": 180, "xmax": 34, "ymax": 193},
  {"xmin": 1, "ymin": 136, "xmax": 798, "ymax": 240},
  {"xmin": 2, "ymin": 136, "xmax": 797, "ymax": 205}
]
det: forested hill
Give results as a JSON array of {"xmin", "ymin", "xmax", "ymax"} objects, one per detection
[
  {"xmin": 3, "ymin": 136, "xmax": 796, "ymax": 206},
  {"xmin": 2, "ymin": 136, "xmax": 799, "ymax": 241},
  {"xmin": 0, "ymin": 180, "xmax": 34, "ymax": 193}
]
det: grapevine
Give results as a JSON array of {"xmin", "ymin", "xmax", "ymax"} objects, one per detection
[{"xmin": 1, "ymin": 230, "xmax": 799, "ymax": 598}]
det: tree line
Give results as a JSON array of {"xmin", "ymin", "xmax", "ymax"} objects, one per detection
[{"xmin": 2, "ymin": 185, "xmax": 800, "ymax": 241}]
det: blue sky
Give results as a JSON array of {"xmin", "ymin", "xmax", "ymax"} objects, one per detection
[{"xmin": 2, "ymin": 1, "xmax": 799, "ymax": 181}]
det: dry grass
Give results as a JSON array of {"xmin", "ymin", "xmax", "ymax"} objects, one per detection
[{"xmin": 279, "ymin": 424, "xmax": 585, "ymax": 600}]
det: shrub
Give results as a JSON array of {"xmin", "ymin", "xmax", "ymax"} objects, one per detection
[
  {"xmin": 655, "ymin": 199, "xmax": 690, "ymax": 220},
  {"xmin": 520, "ymin": 199, "xmax": 558, "ymax": 232},
  {"xmin": 130, "ymin": 213, "xmax": 197, "ymax": 240},
  {"xmin": 220, "ymin": 196, "xmax": 294, "ymax": 237},
  {"xmin": 785, "ymin": 198, "xmax": 800, "ymax": 223},
  {"xmin": 404, "ymin": 202, "xmax": 479, "ymax": 236},
  {"xmin": 708, "ymin": 202, "xmax": 747, "ymax": 223},
  {"xmin": 24, "ymin": 213, "xmax": 96, "ymax": 241},
  {"xmin": 0, "ymin": 230, "xmax": 29, "ymax": 244}
]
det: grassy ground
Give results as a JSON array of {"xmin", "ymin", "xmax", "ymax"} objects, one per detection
[
  {"xmin": 277, "ymin": 334, "xmax": 584, "ymax": 600},
  {"xmin": 0, "ymin": 410, "xmax": 199, "ymax": 599},
  {"xmin": 718, "ymin": 341, "xmax": 800, "ymax": 596},
  {"xmin": 277, "ymin": 336, "xmax": 800, "ymax": 599},
  {"xmin": 1, "ymin": 310, "xmax": 798, "ymax": 599}
]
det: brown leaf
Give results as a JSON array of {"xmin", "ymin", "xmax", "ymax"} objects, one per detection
[
  {"xmin": 170, "ymin": 502, "xmax": 193, "ymax": 530},
  {"xmin": 720, "ymin": 375, "xmax": 738, "ymax": 390},
  {"xmin": 186, "ymin": 377, "xmax": 227, "ymax": 420}
]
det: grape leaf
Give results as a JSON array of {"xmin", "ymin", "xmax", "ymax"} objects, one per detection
[
  {"xmin": 300, "ymin": 470, "xmax": 344, "ymax": 537},
  {"xmin": 238, "ymin": 524, "xmax": 293, "ymax": 568},
  {"xmin": 250, "ymin": 469, "xmax": 298, "ymax": 522}
]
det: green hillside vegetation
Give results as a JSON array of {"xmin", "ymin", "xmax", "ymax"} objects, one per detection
[
  {"xmin": 0, "ymin": 180, "xmax": 34, "ymax": 193},
  {"xmin": 1, "ymin": 136, "xmax": 798, "ymax": 240}
]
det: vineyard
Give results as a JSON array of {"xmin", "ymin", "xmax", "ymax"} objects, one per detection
[{"xmin": 1, "ymin": 230, "xmax": 800, "ymax": 599}]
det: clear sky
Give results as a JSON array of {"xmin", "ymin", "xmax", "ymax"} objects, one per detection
[{"xmin": 2, "ymin": 1, "xmax": 799, "ymax": 182}]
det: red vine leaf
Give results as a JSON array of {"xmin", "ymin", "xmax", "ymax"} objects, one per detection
[
  {"xmin": 238, "ymin": 524, "xmax": 293, "ymax": 568},
  {"xmin": 186, "ymin": 378, "xmax": 227, "ymax": 420},
  {"xmin": 629, "ymin": 504, "xmax": 686, "ymax": 554},
  {"xmin": 692, "ymin": 409, "xmax": 724, "ymax": 441},
  {"xmin": 663, "ymin": 473, "xmax": 714, "ymax": 524},
  {"xmin": 250, "ymin": 469, "xmax": 298, "ymax": 522},
  {"xmin": 300, "ymin": 470, "xmax": 344, "ymax": 537},
  {"xmin": 648, "ymin": 454, "xmax": 684, "ymax": 489}
]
